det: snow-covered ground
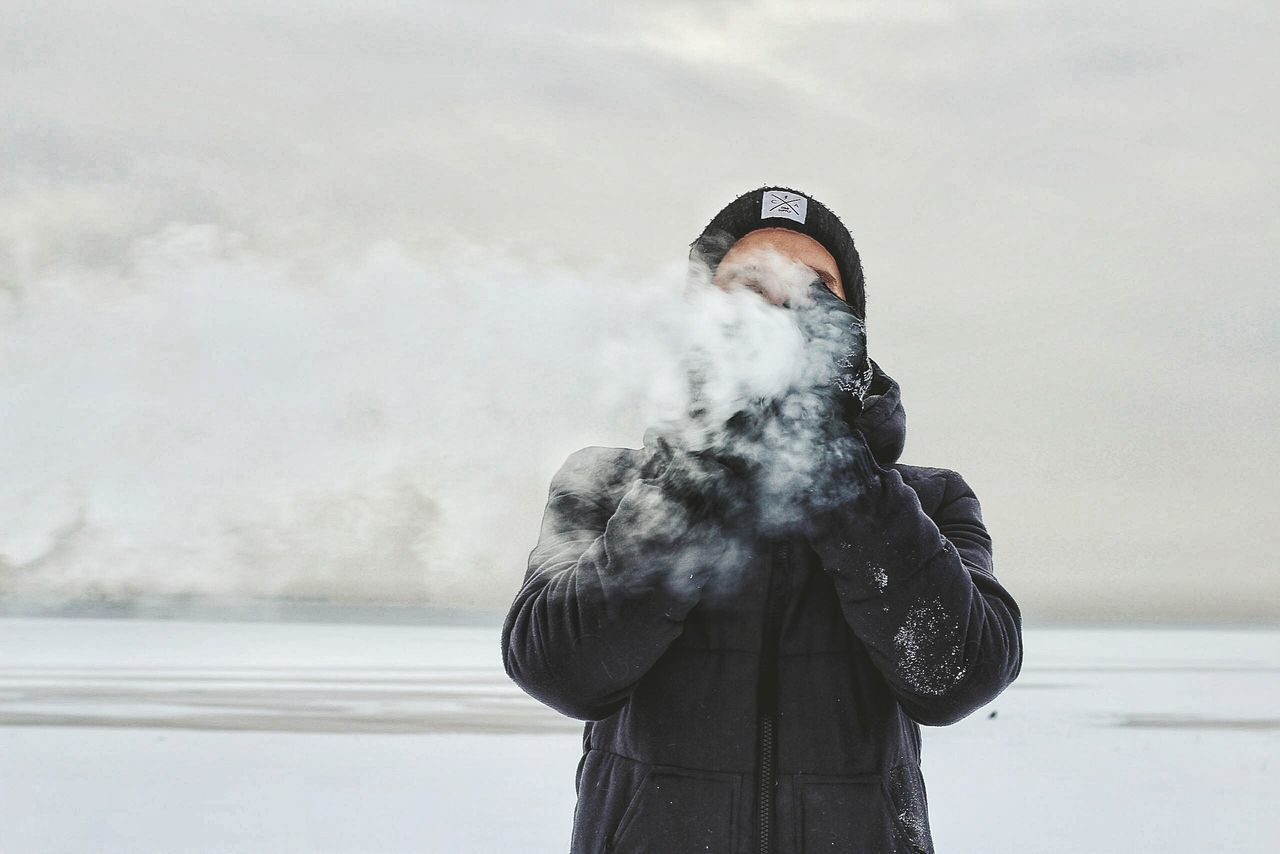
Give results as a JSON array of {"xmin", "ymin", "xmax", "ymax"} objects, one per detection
[{"xmin": 0, "ymin": 618, "xmax": 1276, "ymax": 853}]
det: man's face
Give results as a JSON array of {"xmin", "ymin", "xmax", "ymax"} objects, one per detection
[{"xmin": 712, "ymin": 227, "xmax": 846, "ymax": 305}]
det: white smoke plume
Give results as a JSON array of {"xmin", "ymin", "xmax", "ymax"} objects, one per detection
[
  {"xmin": 1, "ymin": 228, "xmax": 867, "ymax": 611},
  {"xmin": 641, "ymin": 244, "xmax": 876, "ymax": 539}
]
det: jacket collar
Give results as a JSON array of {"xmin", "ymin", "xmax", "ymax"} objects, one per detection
[{"xmin": 847, "ymin": 357, "xmax": 907, "ymax": 466}]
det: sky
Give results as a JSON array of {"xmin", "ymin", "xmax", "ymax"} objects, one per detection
[{"xmin": 2, "ymin": 0, "xmax": 1277, "ymax": 621}]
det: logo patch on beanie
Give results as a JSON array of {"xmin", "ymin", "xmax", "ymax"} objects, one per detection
[{"xmin": 761, "ymin": 190, "xmax": 808, "ymax": 224}]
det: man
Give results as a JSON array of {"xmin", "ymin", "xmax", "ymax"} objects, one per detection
[{"xmin": 502, "ymin": 187, "xmax": 1023, "ymax": 853}]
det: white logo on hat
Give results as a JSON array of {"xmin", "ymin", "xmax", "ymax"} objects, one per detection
[{"xmin": 761, "ymin": 190, "xmax": 808, "ymax": 224}]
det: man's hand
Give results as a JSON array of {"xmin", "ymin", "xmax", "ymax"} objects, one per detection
[
  {"xmin": 741, "ymin": 386, "xmax": 882, "ymax": 537},
  {"xmin": 639, "ymin": 432, "xmax": 755, "ymax": 529},
  {"xmin": 803, "ymin": 423, "xmax": 884, "ymax": 543},
  {"xmin": 794, "ymin": 279, "xmax": 872, "ymax": 427},
  {"xmin": 747, "ymin": 277, "xmax": 875, "ymax": 535},
  {"xmin": 622, "ymin": 432, "xmax": 757, "ymax": 600}
]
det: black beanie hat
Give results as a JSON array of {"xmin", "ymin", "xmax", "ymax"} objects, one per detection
[{"xmin": 689, "ymin": 186, "xmax": 866, "ymax": 321}]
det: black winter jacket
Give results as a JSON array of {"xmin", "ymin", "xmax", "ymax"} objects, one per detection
[{"xmin": 502, "ymin": 359, "xmax": 1023, "ymax": 853}]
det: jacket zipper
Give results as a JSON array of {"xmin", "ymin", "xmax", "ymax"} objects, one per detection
[{"xmin": 756, "ymin": 538, "xmax": 791, "ymax": 854}]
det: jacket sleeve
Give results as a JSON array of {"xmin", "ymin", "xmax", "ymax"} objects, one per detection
[
  {"xmin": 501, "ymin": 448, "xmax": 712, "ymax": 721},
  {"xmin": 807, "ymin": 463, "xmax": 1024, "ymax": 726}
]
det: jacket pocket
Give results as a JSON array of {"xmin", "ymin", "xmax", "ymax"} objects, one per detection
[
  {"xmin": 884, "ymin": 763, "xmax": 934, "ymax": 854},
  {"xmin": 605, "ymin": 764, "xmax": 739, "ymax": 853},
  {"xmin": 794, "ymin": 774, "xmax": 896, "ymax": 853}
]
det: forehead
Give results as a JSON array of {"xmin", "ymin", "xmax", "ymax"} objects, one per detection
[{"xmin": 729, "ymin": 228, "xmax": 836, "ymax": 268}]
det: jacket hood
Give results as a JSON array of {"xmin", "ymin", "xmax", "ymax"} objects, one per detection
[{"xmin": 849, "ymin": 356, "xmax": 907, "ymax": 466}]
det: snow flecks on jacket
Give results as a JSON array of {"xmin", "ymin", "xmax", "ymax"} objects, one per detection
[
  {"xmin": 888, "ymin": 763, "xmax": 934, "ymax": 853},
  {"xmin": 893, "ymin": 596, "xmax": 968, "ymax": 698},
  {"xmin": 870, "ymin": 564, "xmax": 890, "ymax": 592}
]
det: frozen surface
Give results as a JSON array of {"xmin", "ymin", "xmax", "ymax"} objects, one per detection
[{"xmin": 1, "ymin": 618, "xmax": 1277, "ymax": 853}]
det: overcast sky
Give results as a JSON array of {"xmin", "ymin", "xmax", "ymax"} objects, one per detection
[{"xmin": 2, "ymin": 1, "xmax": 1277, "ymax": 621}]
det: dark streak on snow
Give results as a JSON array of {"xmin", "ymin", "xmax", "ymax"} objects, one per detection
[
  {"xmin": 0, "ymin": 668, "xmax": 582, "ymax": 735},
  {"xmin": 1112, "ymin": 714, "xmax": 1280, "ymax": 731}
]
